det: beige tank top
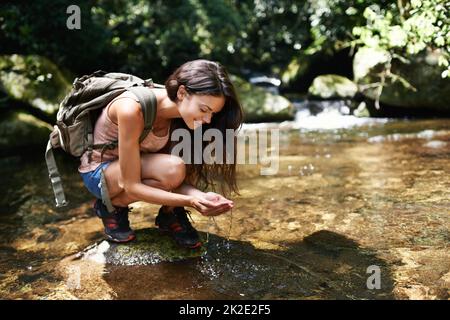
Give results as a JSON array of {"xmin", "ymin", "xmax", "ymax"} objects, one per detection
[{"xmin": 78, "ymin": 91, "xmax": 170, "ymax": 173}]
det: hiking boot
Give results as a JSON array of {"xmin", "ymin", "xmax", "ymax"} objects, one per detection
[
  {"xmin": 155, "ymin": 207, "xmax": 202, "ymax": 249},
  {"xmin": 93, "ymin": 199, "xmax": 136, "ymax": 243}
]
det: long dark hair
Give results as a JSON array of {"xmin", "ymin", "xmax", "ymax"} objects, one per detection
[{"xmin": 164, "ymin": 59, "xmax": 244, "ymax": 196}]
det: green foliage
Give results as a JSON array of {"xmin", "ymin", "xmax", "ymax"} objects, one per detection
[
  {"xmin": 0, "ymin": 0, "xmax": 110, "ymax": 74},
  {"xmin": 229, "ymin": 1, "xmax": 310, "ymax": 74},
  {"xmin": 305, "ymin": 0, "xmax": 392, "ymax": 54},
  {"xmin": 90, "ymin": 0, "xmax": 311, "ymax": 78},
  {"xmin": 0, "ymin": 0, "xmax": 312, "ymax": 79},
  {"xmin": 351, "ymin": 0, "xmax": 450, "ymax": 78},
  {"xmin": 0, "ymin": 0, "xmax": 448, "ymax": 87}
]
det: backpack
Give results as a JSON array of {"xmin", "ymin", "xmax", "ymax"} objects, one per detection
[{"xmin": 45, "ymin": 70, "xmax": 164, "ymax": 209}]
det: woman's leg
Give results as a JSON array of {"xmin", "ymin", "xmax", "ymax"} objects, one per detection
[{"xmin": 103, "ymin": 153, "xmax": 186, "ymax": 207}]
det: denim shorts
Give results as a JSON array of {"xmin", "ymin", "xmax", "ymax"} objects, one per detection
[{"xmin": 80, "ymin": 162, "xmax": 111, "ymax": 199}]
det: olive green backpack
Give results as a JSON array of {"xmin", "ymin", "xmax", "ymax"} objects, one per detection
[{"xmin": 45, "ymin": 71, "xmax": 164, "ymax": 210}]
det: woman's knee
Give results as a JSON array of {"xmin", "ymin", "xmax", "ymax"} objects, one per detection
[
  {"xmin": 161, "ymin": 155, "xmax": 186, "ymax": 190},
  {"xmin": 140, "ymin": 153, "xmax": 186, "ymax": 191}
]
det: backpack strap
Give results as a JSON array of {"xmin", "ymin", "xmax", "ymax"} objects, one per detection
[
  {"xmin": 127, "ymin": 85, "xmax": 158, "ymax": 142},
  {"xmin": 45, "ymin": 140, "xmax": 68, "ymax": 207},
  {"xmin": 100, "ymin": 167, "xmax": 115, "ymax": 213}
]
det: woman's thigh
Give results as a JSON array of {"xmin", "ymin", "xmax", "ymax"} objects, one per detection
[{"xmin": 103, "ymin": 153, "xmax": 186, "ymax": 198}]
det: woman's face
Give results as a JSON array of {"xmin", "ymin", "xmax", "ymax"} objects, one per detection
[{"xmin": 177, "ymin": 85, "xmax": 225, "ymax": 130}]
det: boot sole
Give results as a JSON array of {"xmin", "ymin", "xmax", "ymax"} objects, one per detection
[{"xmin": 105, "ymin": 233, "xmax": 136, "ymax": 243}]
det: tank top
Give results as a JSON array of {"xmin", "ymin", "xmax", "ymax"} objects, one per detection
[{"xmin": 78, "ymin": 91, "xmax": 170, "ymax": 173}]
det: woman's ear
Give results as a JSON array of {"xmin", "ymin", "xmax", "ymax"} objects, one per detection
[{"xmin": 177, "ymin": 85, "xmax": 187, "ymax": 101}]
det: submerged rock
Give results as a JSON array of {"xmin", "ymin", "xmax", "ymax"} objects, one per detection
[{"xmin": 79, "ymin": 228, "xmax": 207, "ymax": 266}]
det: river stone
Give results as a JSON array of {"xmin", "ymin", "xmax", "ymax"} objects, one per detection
[
  {"xmin": 354, "ymin": 46, "xmax": 450, "ymax": 110},
  {"xmin": 80, "ymin": 228, "xmax": 207, "ymax": 266},
  {"xmin": 308, "ymin": 74, "xmax": 357, "ymax": 99},
  {"xmin": 230, "ymin": 75, "xmax": 294, "ymax": 122},
  {"xmin": 0, "ymin": 54, "xmax": 71, "ymax": 116}
]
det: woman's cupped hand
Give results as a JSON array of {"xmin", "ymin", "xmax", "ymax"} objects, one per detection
[{"xmin": 189, "ymin": 191, "xmax": 234, "ymax": 216}]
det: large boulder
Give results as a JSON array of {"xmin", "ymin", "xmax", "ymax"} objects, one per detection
[
  {"xmin": 231, "ymin": 75, "xmax": 294, "ymax": 123},
  {"xmin": 308, "ymin": 74, "xmax": 357, "ymax": 99},
  {"xmin": 0, "ymin": 111, "xmax": 52, "ymax": 155},
  {"xmin": 0, "ymin": 54, "xmax": 71, "ymax": 116},
  {"xmin": 354, "ymin": 46, "xmax": 450, "ymax": 110}
]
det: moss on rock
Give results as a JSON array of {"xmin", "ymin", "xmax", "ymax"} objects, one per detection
[
  {"xmin": 308, "ymin": 74, "xmax": 357, "ymax": 99},
  {"xmin": 230, "ymin": 75, "xmax": 294, "ymax": 122},
  {"xmin": 82, "ymin": 228, "xmax": 207, "ymax": 266},
  {"xmin": 0, "ymin": 54, "xmax": 71, "ymax": 115}
]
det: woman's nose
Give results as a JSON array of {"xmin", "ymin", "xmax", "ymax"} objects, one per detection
[{"xmin": 203, "ymin": 114, "xmax": 211, "ymax": 124}]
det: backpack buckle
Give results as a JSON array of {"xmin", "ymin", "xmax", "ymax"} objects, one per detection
[{"xmin": 144, "ymin": 78, "xmax": 154, "ymax": 87}]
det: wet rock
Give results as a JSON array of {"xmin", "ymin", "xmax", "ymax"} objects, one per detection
[
  {"xmin": 230, "ymin": 75, "xmax": 294, "ymax": 122},
  {"xmin": 0, "ymin": 54, "xmax": 71, "ymax": 116},
  {"xmin": 308, "ymin": 74, "xmax": 357, "ymax": 99},
  {"xmin": 79, "ymin": 228, "xmax": 207, "ymax": 266},
  {"xmin": 354, "ymin": 47, "xmax": 450, "ymax": 110}
]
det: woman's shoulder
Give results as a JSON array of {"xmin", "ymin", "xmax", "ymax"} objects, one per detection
[{"xmin": 108, "ymin": 92, "xmax": 143, "ymax": 124}]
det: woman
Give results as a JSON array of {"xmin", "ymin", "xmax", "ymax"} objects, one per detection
[{"xmin": 78, "ymin": 59, "xmax": 244, "ymax": 248}]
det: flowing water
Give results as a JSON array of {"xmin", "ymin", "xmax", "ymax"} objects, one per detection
[{"xmin": 0, "ymin": 107, "xmax": 449, "ymax": 299}]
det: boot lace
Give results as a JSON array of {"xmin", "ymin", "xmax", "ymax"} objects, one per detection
[{"xmin": 174, "ymin": 208, "xmax": 196, "ymax": 232}]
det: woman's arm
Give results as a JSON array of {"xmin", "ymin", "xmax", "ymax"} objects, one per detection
[
  {"xmin": 116, "ymin": 100, "xmax": 212, "ymax": 209},
  {"xmin": 173, "ymin": 182, "xmax": 206, "ymax": 198}
]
